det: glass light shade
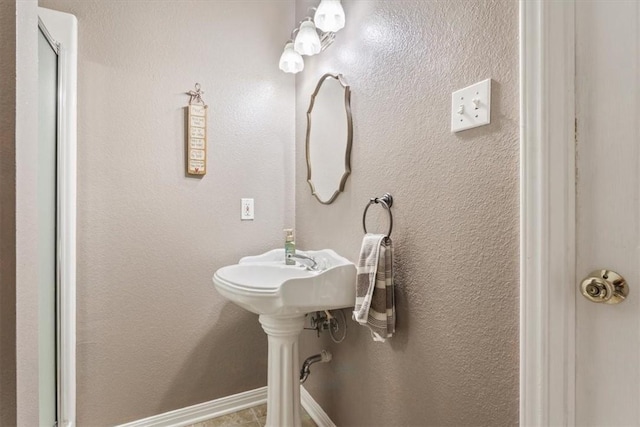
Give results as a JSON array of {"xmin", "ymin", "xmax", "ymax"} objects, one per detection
[
  {"xmin": 294, "ymin": 20, "xmax": 321, "ymax": 56},
  {"xmin": 314, "ymin": 0, "xmax": 345, "ymax": 33},
  {"xmin": 279, "ymin": 42, "xmax": 304, "ymax": 74}
]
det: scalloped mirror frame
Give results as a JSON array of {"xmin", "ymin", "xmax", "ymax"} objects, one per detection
[{"xmin": 305, "ymin": 73, "xmax": 353, "ymax": 204}]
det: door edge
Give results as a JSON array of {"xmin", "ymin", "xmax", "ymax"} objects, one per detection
[{"xmin": 520, "ymin": 1, "xmax": 576, "ymax": 425}]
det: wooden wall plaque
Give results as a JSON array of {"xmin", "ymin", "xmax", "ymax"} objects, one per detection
[{"xmin": 186, "ymin": 83, "xmax": 207, "ymax": 176}]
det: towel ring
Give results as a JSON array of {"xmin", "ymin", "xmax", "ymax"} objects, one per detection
[{"xmin": 362, "ymin": 193, "xmax": 393, "ymax": 238}]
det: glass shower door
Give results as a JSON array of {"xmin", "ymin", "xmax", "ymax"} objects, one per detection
[{"xmin": 38, "ymin": 26, "xmax": 58, "ymax": 427}]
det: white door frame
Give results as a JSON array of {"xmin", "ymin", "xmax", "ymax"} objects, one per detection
[
  {"xmin": 38, "ymin": 8, "xmax": 77, "ymax": 427},
  {"xmin": 519, "ymin": 0, "xmax": 576, "ymax": 425}
]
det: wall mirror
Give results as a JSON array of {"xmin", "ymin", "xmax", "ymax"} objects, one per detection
[{"xmin": 306, "ymin": 73, "xmax": 353, "ymax": 204}]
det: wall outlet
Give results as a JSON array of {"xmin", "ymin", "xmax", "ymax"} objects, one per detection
[
  {"xmin": 451, "ymin": 78, "xmax": 492, "ymax": 133},
  {"xmin": 241, "ymin": 198, "xmax": 254, "ymax": 220}
]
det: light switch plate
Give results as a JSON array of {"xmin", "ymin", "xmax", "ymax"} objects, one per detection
[
  {"xmin": 451, "ymin": 78, "xmax": 491, "ymax": 133},
  {"xmin": 241, "ymin": 198, "xmax": 254, "ymax": 220}
]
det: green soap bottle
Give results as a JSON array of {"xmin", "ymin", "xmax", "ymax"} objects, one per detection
[{"xmin": 284, "ymin": 229, "xmax": 295, "ymax": 265}]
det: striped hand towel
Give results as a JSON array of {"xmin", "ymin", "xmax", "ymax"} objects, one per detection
[{"xmin": 353, "ymin": 233, "xmax": 396, "ymax": 342}]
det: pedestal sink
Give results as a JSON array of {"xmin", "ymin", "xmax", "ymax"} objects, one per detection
[{"xmin": 212, "ymin": 249, "xmax": 356, "ymax": 427}]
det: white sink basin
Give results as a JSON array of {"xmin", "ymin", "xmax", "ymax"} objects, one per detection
[
  {"xmin": 212, "ymin": 249, "xmax": 356, "ymax": 316},
  {"xmin": 212, "ymin": 248, "xmax": 356, "ymax": 427}
]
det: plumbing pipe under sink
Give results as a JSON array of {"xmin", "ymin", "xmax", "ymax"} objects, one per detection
[{"xmin": 300, "ymin": 350, "xmax": 332, "ymax": 384}]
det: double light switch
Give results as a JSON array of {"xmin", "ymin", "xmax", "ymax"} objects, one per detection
[{"xmin": 451, "ymin": 78, "xmax": 492, "ymax": 133}]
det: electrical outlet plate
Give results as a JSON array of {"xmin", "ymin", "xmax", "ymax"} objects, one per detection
[
  {"xmin": 241, "ymin": 198, "xmax": 254, "ymax": 220},
  {"xmin": 451, "ymin": 78, "xmax": 491, "ymax": 133}
]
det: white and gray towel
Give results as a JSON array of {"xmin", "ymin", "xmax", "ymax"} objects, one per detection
[{"xmin": 353, "ymin": 233, "xmax": 395, "ymax": 342}]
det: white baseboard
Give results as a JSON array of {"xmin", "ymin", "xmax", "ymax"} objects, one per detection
[
  {"xmin": 116, "ymin": 385, "xmax": 335, "ymax": 427},
  {"xmin": 116, "ymin": 387, "xmax": 267, "ymax": 427},
  {"xmin": 300, "ymin": 387, "xmax": 336, "ymax": 427}
]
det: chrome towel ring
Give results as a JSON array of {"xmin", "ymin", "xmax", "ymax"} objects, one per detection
[{"xmin": 362, "ymin": 193, "xmax": 393, "ymax": 238}]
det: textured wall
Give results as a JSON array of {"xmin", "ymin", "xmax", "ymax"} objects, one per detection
[
  {"xmin": 37, "ymin": 1, "xmax": 295, "ymax": 424},
  {"xmin": 0, "ymin": 0, "xmax": 17, "ymax": 424},
  {"xmin": 295, "ymin": 1, "xmax": 520, "ymax": 426}
]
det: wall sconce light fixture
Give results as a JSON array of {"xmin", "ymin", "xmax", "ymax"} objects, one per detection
[
  {"xmin": 279, "ymin": 0, "xmax": 345, "ymax": 73},
  {"xmin": 279, "ymin": 41, "xmax": 305, "ymax": 74},
  {"xmin": 314, "ymin": 0, "xmax": 345, "ymax": 33},
  {"xmin": 295, "ymin": 19, "xmax": 322, "ymax": 56}
]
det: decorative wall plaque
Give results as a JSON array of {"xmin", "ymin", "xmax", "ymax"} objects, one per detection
[{"xmin": 185, "ymin": 83, "xmax": 207, "ymax": 176}]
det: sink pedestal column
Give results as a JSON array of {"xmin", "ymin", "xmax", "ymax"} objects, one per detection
[{"xmin": 259, "ymin": 314, "xmax": 306, "ymax": 427}]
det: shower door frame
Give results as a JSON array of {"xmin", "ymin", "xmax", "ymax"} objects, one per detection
[
  {"xmin": 38, "ymin": 8, "xmax": 77, "ymax": 427},
  {"xmin": 520, "ymin": 0, "xmax": 576, "ymax": 426}
]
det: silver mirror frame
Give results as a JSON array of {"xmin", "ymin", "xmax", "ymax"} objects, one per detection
[{"xmin": 305, "ymin": 73, "xmax": 353, "ymax": 204}]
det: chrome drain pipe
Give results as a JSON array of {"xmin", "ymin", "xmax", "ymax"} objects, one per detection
[{"xmin": 300, "ymin": 350, "xmax": 332, "ymax": 384}]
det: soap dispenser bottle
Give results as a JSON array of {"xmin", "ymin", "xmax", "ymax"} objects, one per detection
[{"xmin": 284, "ymin": 229, "xmax": 296, "ymax": 265}]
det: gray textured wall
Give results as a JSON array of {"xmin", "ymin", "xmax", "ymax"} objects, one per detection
[
  {"xmin": 295, "ymin": 1, "xmax": 520, "ymax": 426},
  {"xmin": 38, "ymin": 1, "xmax": 295, "ymax": 424},
  {"xmin": 0, "ymin": 0, "xmax": 17, "ymax": 424}
]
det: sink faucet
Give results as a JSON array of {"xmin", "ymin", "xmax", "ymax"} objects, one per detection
[{"xmin": 287, "ymin": 253, "xmax": 319, "ymax": 271}]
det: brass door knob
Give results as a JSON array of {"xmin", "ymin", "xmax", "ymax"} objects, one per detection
[{"xmin": 580, "ymin": 270, "xmax": 629, "ymax": 304}]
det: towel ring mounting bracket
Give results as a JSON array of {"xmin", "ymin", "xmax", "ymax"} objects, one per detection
[{"xmin": 362, "ymin": 193, "xmax": 393, "ymax": 238}]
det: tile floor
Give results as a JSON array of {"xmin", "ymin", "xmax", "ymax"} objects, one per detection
[{"xmin": 186, "ymin": 404, "xmax": 317, "ymax": 427}]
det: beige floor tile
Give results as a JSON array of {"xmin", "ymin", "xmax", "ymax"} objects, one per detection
[
  {"xmin": 187, "ymin": 419, "xmax": 224, "ymax": 427},
  {"xmin": 198, "ymin": 408, "xmax": 257, "ymax": 427},
  {"xmin": 301, "ymin": 411, "xmax": 317, "ymax": 427},
  {"xmin": 187, "ymin": 404, "xmax": 318, "ymax": 427},
  {"xmin": 228, "ymin": 408, "xmax": 258, "ymax": 423},
  {"xmin": 251, "ymin": 404, "xmax": 267, "ymax": 419}
]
